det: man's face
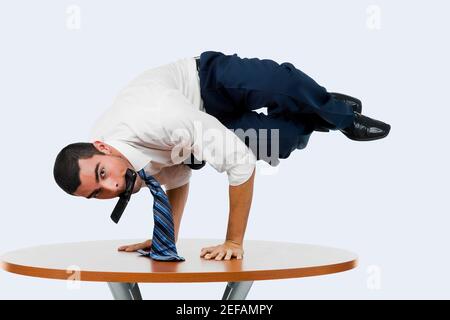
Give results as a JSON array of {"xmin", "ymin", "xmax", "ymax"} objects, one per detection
[{"xmin": 74, "ymin": 153, "xmax": 130, "ymax": 200}]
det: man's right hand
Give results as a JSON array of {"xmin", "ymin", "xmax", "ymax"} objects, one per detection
[{"xmin": 118, "ymin": 240, "xmax": 152, "ymax": 252}]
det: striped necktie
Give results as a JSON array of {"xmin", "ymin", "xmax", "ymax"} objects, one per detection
[{"xmin": 137, "ymin": 169, "xmax": 185, "ymax": 261}]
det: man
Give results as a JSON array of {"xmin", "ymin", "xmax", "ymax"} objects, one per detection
[{"xmin": 53, "ymin": 51, "xmax": 390, "ymax": 261}]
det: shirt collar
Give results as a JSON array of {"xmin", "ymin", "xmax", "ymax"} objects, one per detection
[{"xmin": 103, "ymin": 139, "xmax": 151, "ymax": 171}]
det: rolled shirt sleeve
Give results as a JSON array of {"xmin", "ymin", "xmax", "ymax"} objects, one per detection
[{"xmin": 156, "ymin": 89, "xmax": 256, "ymax": 186}]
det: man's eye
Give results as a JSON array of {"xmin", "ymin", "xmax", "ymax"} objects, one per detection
[{"xmin": 100, "ymin": 168, "xmax": 105, "ymax": 178}]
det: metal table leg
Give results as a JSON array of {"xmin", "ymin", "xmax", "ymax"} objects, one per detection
[
  {"xmin": 108, "ymin": 281, "xmax": 252, "ymax": 300},
  {"xmin": 108, "ymin": 282, "xmax": 142, "ymax": 300},
  {"xmin": 222, "ymin": 281, "xmax": 253, "ymax": 300}
]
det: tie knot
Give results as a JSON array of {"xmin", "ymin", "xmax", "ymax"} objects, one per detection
[{"xmin": 137, "ymin": 169, "xmax": 161, "ymax": 190}]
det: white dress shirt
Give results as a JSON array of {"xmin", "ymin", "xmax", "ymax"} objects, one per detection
[{"xmin": 89, "ymin": 56, "xmax": 256, "ymax": 190}]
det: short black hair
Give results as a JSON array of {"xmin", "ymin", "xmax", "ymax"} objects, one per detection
[{"xmin": 53, "ymin": 142, "xmax": 104, "ymax": 195}]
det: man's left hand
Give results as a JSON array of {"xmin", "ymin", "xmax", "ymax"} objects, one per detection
[{"xmin": 200, "ymin": 240, "xmax": 244, "ymax": 260}]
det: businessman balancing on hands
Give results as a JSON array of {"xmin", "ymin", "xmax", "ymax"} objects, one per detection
[{"xmin": 53, "ymin": 51, "xmax": 390, "ymax": 262}]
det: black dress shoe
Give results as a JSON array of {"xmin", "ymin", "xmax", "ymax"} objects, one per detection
[
  {"xmin": 340, "ymin": 112, "xmax": 391, "ymax": 141},
  {"xmin": 330, "ymin": 92, "xmax": 362, "ymax": 114},
  {"xmin": 314, "ymin": 92, "xmax": 362, "ymax": 132}
]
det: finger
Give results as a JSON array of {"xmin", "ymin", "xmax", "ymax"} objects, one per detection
[
  {"xmin": 125, "ymin": 243, "xmax": 147, "ymax": 252},
  {"xmin": 236, "ymin": 252, "xmax": 243, "ymax": 260},
  {"xmin": 118, "ymin": 243, "xmax": 138, "ymax": 251},
  {"xmin": 119, "ymin": 240, "xmax": 152, "ymax": 252},
  {"xmin": 204, "ymin": 251, "xmax": 217, "ymax": 259},
  {"xmin": 207, "ymin": 250, "xmax": 221, "ymax": 260},
  {"xmin": 224, "ymin": 249, "xmax": 233, "ymax": 260},
  {"xmin": 125, "ymin": 245, "xmax": 139, "ymax": 252},
  {"xmin": 215, "ymin": 251, "xmax": 226, "ymax": 261},
  {"xmin": 200, "ymin": 247, "xmax": 215, "ymax": 257}
]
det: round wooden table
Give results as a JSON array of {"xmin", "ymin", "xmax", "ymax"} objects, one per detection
[{"xmin": 0, "ymin": 239, "xmax": 358, "ymax": 299}]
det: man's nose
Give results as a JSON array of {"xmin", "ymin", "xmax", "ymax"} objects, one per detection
[{"xmin": 103, "ymin": 179, "xmax": 121, "ymax": 193}]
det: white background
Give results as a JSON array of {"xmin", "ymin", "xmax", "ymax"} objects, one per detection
[{"xmin": 1, "ymin": 0, "xmax": 449, "ymax": 299}]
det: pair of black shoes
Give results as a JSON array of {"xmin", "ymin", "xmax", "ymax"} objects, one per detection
[{"xmin": 316, "ymin": 92, "xmax": 391, "ymax": 141}]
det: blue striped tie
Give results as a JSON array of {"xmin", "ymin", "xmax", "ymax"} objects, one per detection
[{"xmin": 137, "ymin": 169, "xmax": 185, "ymax": 261}]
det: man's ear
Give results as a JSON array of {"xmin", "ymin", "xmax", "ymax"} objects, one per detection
[{"xmin": 93, "ymin": 140, "xmax": 112, "ymax": 155}]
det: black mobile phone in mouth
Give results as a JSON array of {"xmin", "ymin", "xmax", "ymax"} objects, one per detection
[{"xmin": 110, "ymin": 168, "xmax": 137, "ymax": 224}]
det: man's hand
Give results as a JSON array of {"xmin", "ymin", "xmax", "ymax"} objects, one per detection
[
  {"xmin": 118, "ymin": 240, "xmax": 152, "ymax": 252},
  {"xmin": 200, "ymin": 240, "xmax": 244, "ymax": 260}
]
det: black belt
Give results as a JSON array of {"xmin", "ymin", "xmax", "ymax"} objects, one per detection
[
  {"xmin": 195, "ymin": 56, "xmax": 200, "ymax": 73},
  {"xmin": 185, "ymin": 55, "xmax": 206, "ymax": 170}
]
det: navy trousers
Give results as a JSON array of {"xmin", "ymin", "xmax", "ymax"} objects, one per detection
[{"xmin": 197, "ymin": 51, "xmax": 355, "ymax": 164}]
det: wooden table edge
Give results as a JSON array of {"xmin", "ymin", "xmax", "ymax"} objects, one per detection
[{"xmin": 1, "ymin": 258, "xmax": 358, "ymax": 283}]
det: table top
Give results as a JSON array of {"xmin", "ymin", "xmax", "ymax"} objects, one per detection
[{"xmin": 1, "ymin": 239, "xmax": 357, "ymax": 283}]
